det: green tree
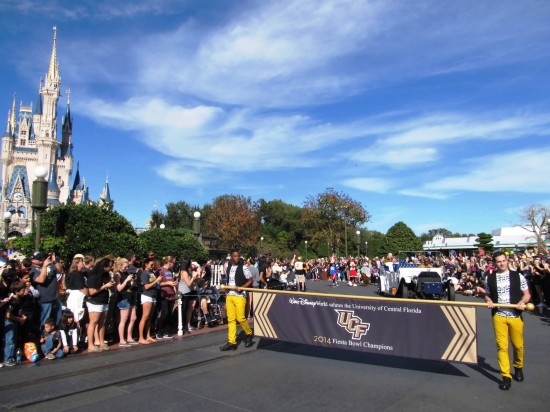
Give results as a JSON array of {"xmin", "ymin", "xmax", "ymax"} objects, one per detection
[
  {"xmin": 419, "ymin": 228, "xmax": 454, "ymax": 242},
  {"xmin": 475, "ymin": 232, "xmax": 494, "ymax": 255},
  {"xmin": 165, "ymin": 201, "xmax": 194, "ymax": 229},
  {"xmin": 149, "ymin": 210, "xmax": 165, "ymax": 229},
  {"xmin": 257, "ymin": 199, "xmax": 304, "ymax": 254},
  {"xmin": 39, "ymin": 204, "xmax": 140, "ymax": 261},
  {"xmin": 301, "ymin": 188, "xmax": 370, "ymax": 255},
  {"xmin": 138, "ymin": 228, "xmax": 207, "ymax": 262},
  {"xmin": 364, "ymin": 230, "xmax": 386, "ymax": 258},
  {"xmin": 380, "ymin": 222, "xmax": 422, "ymax": 256}
]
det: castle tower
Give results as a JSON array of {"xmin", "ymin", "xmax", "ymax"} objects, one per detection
[{"xmin": 0, "ymin": 28, "xmax": 75, "ymax": 238}]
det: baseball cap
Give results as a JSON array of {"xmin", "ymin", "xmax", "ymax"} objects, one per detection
[{"xmin": 32, "ymin": 252, "xmax": 45, "ymax": 260}]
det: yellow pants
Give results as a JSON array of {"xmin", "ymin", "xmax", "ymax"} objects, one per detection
[
  {"xmin": 492, "ymin": 315, "xmax": 524, "ymax": 378},
  {"xmin": 226, "ymin": 295, "xmax": 252, "ymax": 344}
]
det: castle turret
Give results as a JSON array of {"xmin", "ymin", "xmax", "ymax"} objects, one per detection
[
  {"xmin": 47, "ymin": 162, "xmax": 61, "ymax": 205},
  {"xmin": 99, "ymin": 175, "xmax": 113, "ymax": 209},
  {"xmin": 1, "ymin": 111, "xmax": 14, "ymax": 195}
]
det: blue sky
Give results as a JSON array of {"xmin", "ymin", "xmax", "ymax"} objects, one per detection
[{"xmin": 1, "ymin": 0, "xmax": 549, "ymax": 236}]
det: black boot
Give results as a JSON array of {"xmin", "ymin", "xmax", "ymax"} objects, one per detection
[
  {"xmin": 499, "ymin": 376, "xmax": 512, "ymax": 390},
  {"xmin": 219, "ymin": 342, "xmax": 237, "ymax": 351},
  {"xmin": 514, "ymin": 368, "xmax": 524, "ymax": 382},
  {"xmin": 244, "ymin": 334, "xmax": 254, "ymax": 348}
]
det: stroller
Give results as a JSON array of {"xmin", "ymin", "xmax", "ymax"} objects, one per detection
[{"xmin": 193, "ymin": 283, "xmax": 227, "ymax": 328}]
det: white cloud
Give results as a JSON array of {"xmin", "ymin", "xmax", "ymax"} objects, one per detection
[
  {"xmin": 343, "ymin": 178, "xmax": 394, "ymax": 194},
  {"xmin": 397, "ymin": 189, "xmax": 450, "ymax": 200},
  {"xmin": 127, "ymin": 0, "xmax": 550, "ymax": 108},
  {"xmin": 426, "ymin": 148, "xmax": 550, "ymax": 193},
  {"xmin": 81, "ymin": 95, "xmax": 371, "ymax": 176},
  {"xmin": 352, "ymin": 146, "xmax": 439, "ymax": 167},
  {"xmin": 1, "ymin": 0, "xmax": 185, "ymax": 19},
  {"xmin": 348, "ymin": 112, "xmax": 550, "ymax": 167}
]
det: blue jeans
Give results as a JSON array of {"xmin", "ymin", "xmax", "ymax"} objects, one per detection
[
  {"xmin": 3, "ymin": 320, "xmax": 17, "ymax": 363},
  {"xmin": 41, "ymin": 334, "xmax": 65, "ymax": 359},
  {"xmin": 39, "ymin": 298, "xmax": 63, "ymax": 327}
]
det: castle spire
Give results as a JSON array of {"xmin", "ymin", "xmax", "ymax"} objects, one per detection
[
  {"xmin": 46, "ymin": 26, "xmax": 60, "ymax": 84},
  {"xmin": 9, "ymin": 93, "xmax": 16, "ymax": 136},
  {"xmin": 34, "ymin": 79, "xmax": 43, "ymax": 115},
  {"xmin": 47, "ymin": 162, "xmax": 61, "ymax": 205},
  {"xmin": 62, "ymin": 88, "xmax": 72, "ymax": 131},
  {"xmin": 2, "ymin": 110, "xmax": 11, "ymax": 138},
  {"xmin": 72, "ymin": 161, "xmax": 81, "ymax": 191}
]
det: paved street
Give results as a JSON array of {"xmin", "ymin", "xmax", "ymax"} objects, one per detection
[{"xmin": 1, "ymin": 281, "xmax": 549, "ymax": 411}]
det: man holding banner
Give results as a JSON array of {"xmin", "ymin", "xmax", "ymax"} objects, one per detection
[
  {"xmin": 220, "ymin": 250, "xmax": 254, "ymax": 351},
  {"xmin": 485, "ymin": 251, "xmax": 531, "ymax": 391}
]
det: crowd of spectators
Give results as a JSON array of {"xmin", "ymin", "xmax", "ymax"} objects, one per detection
[
  {"xmin": 2, "ymin": 246, "xmax": 548, "ymax": 368},
  {"xmin": 0, "ymin": 251, "xmax": 225, "ymax": 367}
]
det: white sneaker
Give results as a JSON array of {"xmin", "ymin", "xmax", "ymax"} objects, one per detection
[{"xmin": 348, "ymin": 282, "xmax": 353, "ymax": 286}]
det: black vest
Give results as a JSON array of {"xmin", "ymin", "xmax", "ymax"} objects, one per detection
[
  {"xmin": 226, "ymin": 262, "xmax": 247, "ymax": 287},
  {"xmin": 487, "ymin": 270, "xmax": 523, "ymax": 316}
]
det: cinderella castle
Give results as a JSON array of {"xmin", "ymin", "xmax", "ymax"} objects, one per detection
[{"xmin": 1, "ymin": 28, "xmax": 112, "ymax": 238}]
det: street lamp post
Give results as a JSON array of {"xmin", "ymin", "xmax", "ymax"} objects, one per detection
[
  {"xmin": 193, "ymin": 211, "xmax": 201, "ymax": 237},
  {"xmin": 356, "ymin": 230, "xmax": 361, "ymax": 258},
  {"xmin": 3, "ymin": 211, "xmax": 12, "ymax": 240},
  {"xmin": 260, "ymin": 236, "xmax": 264, "ymax": 254},
  {"xmin": 344, "ymin": 223, "xmax": 348, "ymax": 257},
  {"xmin": 365, "ymin": 241, "xmax": 368, "ymax": 258},
  {"xmin": 31, "ymin": 166, "xmax": 48, "ymax": 252},
  {"xmin": 305, "ymin": 240, "xmax": 308, "ymax": 260}
]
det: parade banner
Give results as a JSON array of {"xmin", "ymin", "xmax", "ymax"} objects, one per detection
[{"xmin": 252, "ymin": 291, "xmax": 478, "ymax": 365}]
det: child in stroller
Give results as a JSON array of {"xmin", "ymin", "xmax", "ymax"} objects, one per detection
[{"xmin": 193, "ymin": 280, "xmax": 226, "ymax": 328}]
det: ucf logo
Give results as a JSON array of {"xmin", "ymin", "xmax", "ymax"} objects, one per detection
[{"xmin": 335, "ymin": 310, "xmax": 370, "ymax": 340}]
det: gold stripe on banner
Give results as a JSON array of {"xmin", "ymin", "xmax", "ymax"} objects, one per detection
[
  {"xmin": 254, "ymin": 293, "xmax": 278, "ymax": 339},
  {"xmin": 440, "ymin": 306, "xmax": 477, "ymax": 363}
]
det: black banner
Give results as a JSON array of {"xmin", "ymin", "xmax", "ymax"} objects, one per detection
[{"xmin": 253, "ymin": 292, "xmax": 477, "ymax": 364}]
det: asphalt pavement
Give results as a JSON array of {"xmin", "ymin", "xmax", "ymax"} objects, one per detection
[{"xmin": 1, "ymin": 280, "xmax": 549, "ymax": 412}]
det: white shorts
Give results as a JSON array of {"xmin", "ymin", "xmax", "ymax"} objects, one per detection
[
  {"xmin": 141, "ymin": 294, "xmax": 157, "ymax": 304},
  {"xmin": 86, "ymin": 302, "xmax": 108, "ymax": 313}
]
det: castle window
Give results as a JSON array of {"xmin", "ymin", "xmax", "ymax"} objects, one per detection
[{"xmin": 17, "ymin": 206, "xmax": 27, "ymax": 219}]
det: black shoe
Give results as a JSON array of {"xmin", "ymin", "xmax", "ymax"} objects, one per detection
[
  {"xmin": 499, "ymin": 377, "xmax": 512, "ymax": 390},
  {"xmin": 244, "ymin": 334, "xmax": 254, "ymax": 348},
  {"xmin": 514, "ymin": 368, "xmax": 524, "ymax": 382},
  {"xmin": 219, "ymin": 342, "xmax": 237, "ymax": 351}
]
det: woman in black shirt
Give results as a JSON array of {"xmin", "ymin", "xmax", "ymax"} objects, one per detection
[
  {"xmin": 138, "ymin": 258, "xmax": 162, "ymax": 344},
  {"xmin": 85, "ymin": 258, "xmax": 115, "ymax": 353},
  {"xmin": 66, "ymin": 256, "xmax": 88, "ymax": 326}
]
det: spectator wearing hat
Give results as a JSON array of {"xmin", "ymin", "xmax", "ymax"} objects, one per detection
[{"xmin": 31, "ymin": 252, "xmax": 63, "ymax": 327}]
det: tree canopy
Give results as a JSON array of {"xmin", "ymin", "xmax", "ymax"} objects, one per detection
[
  {"xmin": 11, "ymin": 204, "xmax": 140, "ymax": 261},
  {"xmin": 380, "ymin": 221, "xmax": 422, "ymax": 256},
  {"xmin": 475, "ymin": 232, "xmax": 494, "ymax": 254},
  {"xmin": 301, "ymin": 187, "xmax": 370, "ymax": 255},
  {"xmin": 204, "ymin": 194, "xmax": 260, "ymax": 253},
  {"xmin": 138, "ymin": 228, "xmax": 207, "ymax": 262}
]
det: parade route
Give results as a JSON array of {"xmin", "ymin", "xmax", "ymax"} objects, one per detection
[{"xmin": 1, "ymin": 282, "xmax": 549, "ymax": 412}]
